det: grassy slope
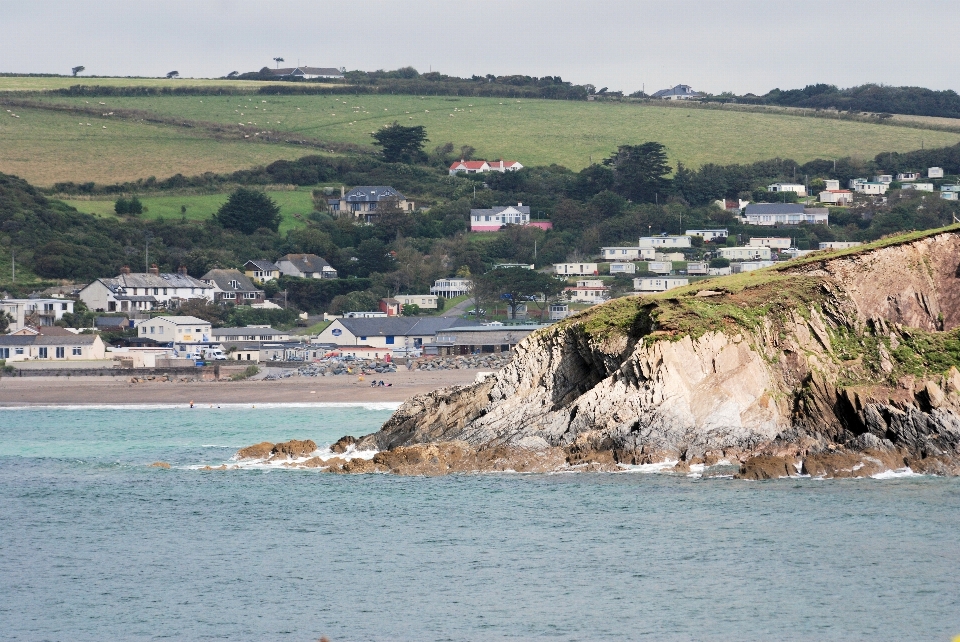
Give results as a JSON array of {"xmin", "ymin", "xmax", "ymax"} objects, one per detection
[
  {"xmin": 0, "ymin": 77, "xmax": 308, "ymax": 92},
  {"xmin": 0, "ymin": 105, "xmax": 313, "ymax": 186},
  {"xmin": 62, "ymin": 189, "xmax": 316, "ymax": 234},
  {"xmin": 16, "ymin": 93, "xmax": 960, "ymax": 178}
]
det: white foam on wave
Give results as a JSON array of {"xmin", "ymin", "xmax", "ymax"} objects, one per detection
[
  {"xmin": 871, "ymin": 467, "xmax": 922, "ymax": 479},
  {"xmin": 182, "ymin": 441, "xmax": 380, "ymax": 471},
  {"xmin": 616, "ymin": 460, "xmax": 680, "ymax": 474},
  {"xmin": 1, "ymin": 402, "xmax": 402, "ymax": 411}
]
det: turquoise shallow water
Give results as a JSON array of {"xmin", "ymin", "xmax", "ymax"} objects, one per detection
[{"xmin": 1, "ymin": 406, "xmax": 959, "ymax": 641}]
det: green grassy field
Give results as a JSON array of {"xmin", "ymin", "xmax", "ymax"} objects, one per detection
[
  {"xmin": 0, "ymin": 77, "xmax": 312, "ymax": 92},
  {"xmin": 62, "ymin": 189, "xmax": 316, "ymax": 233},
  {"xmin": 31, "ymin": 93, "xmax": 960, "ymax": 171}
]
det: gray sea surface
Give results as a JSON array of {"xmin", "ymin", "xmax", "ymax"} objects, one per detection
[{"xmin": 1, "ymin": 405, "xmax": 958, "ymax": 641}]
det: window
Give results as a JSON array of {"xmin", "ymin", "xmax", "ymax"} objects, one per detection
[
  {"xmin": 56, "ymin": 347, "xmax": 65, "ymax": 359},
  {"xmin": 72, "ymin": 347, "xmax": 82, "ymax": 356},
  {"xmin": 158, "ymin": 326, "xmax": 164, "ymax": 334},
  {"xmin": 244, "ymin": 292, "xmax": 258, "ymax": 299},
  {"xmin": 15, "ymin": 348, "xmax": 23, "ymax": 356},
  {"xmin": 38, "ymin": 347, "xmax": 48, "ymax": 359},
  {"xmin": 163, "ymin": 288, "xmax": 168, "ymax": 295},
  {"xmin": 369, "ymin": 202, "xmax": 377, "ymax": 211},
  {"xmin": 0, "ymin": 348, "xmax": 8, "ymax": 359},
  {"xmin": 61, "ymin": 303, "xmax": 68, "ymax": 311},
  {"xmin": 386, "ymin": 336, "xmax": 395, "ymax": 345},
  {"xmin": 150, "ymin": 326, "xmax": 155, "ymax": 334},
  {"xmin": 196, "ymin": 328, "xmax": 202, "ymax": 333},
  {"xmin": 153, "ymin": 288, "xmax": 159, "ymax": 295}
]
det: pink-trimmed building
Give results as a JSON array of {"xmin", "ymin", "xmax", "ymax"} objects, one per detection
[
  {"xmin": 449, "ymin": 159, "xmax": 523, "ymax": 175},
  {"xmin": 470, "ymin": 204, "xmax": 553, "ymax": 232}
]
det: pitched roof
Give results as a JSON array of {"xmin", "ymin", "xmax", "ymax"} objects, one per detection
[
  {"xmin": 201, "ymin": 269, "xmax": 261, "ymax": 293},
  {"xmin": 277, "ymin": 254, "xmax": 334, "ymax": 273},
  {"xmin": 343, "ymin": 186, "xmax": 405, "ymax": 202},
  {"xmin": 138, "ymin": 316, "xmax": 211, "ymax": 326},
  {"xmin": 450, "ymin": 160, "xmax": 489, "ymax": 170},
  {"xmin": 34, "ymin": 334, "xmax": 99, "ymax": 346},
  {"xmin": 270, "ymin": 66, "xmax": 343, "ymax": 77},
  {"xmin": 335, "ymin": 317, "xmax": 482, "ymax": 337},
  {"xmin": 92, "ymin": 272, "xmax": 211, "ymax": 292},
  {"xmin": 470, "ymin": 205, "xmax": 531, "ymax": 216},
  {"xmin": 244, "ymin": 259, "xmax": 280, "ymax": 272},
  {"xmin": 743, "ymin": 203, "xmax": 807, "ymax": 215},
  {"xmin": 211, "ymin": 327, "xmax": 287, "ymax": 337},
  {"xmin": 652, "ymin": 84, "xmax": 701, "ymax": 98}
]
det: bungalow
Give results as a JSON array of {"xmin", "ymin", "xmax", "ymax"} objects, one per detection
[
  {"xmin": 136, "ymin": 316, "xmax": 212, "ymax": 344},
  {"xmin": 609, "ymin": 262, "xmax": 636, "ymax": 275},
  {"xmin": 767, "ymin": 183, "xmax": 807, "ymax": 197},
  {"xmin": 1, "ymin": 298, "xmax": 74, "ymax": 333},
  {"xmin": 315, "ymin": 317, "xmax": 481, "ymax": 349},
  {"xmin": 652, "ymin": 85, "xmax": 701, "ymax": 100},
  {"xmin": 276, "ymin": 254, "xmax": 338, "ymax": 279},
  {"xmin": 686, "ymin": 261, "xmax": 708, "ymax": 275},
  {"xmin": 201, "ymin": 269, "xmax": 264, "ymax": 305},
  {"xmin": 685, "ymin": 229, "xmax": 729, "ymax": 241},
  {"xmin": 430, "ymin": 278, "xmax": 472, "ymax": 298},
  {"xmin": 243, "ymin": 259, "xmax": 281, "ymax": 283},
  {"xmin": 394, "ymin": 294, "xmax": 438, "ymax": 310},
  {"xmin": 820, "ymin": 189, "xmax": 854, "ymax": 205},
  {"xmin": 741, "ymin": 204, "xmax": 828, "ymax": 226},
  {"xmin": 268, "ymin": 66, "xmax": 344, "ymax": 80},
  {"xmin": 565, "ymin": 279, "xmax": 609, "ymax": 303},
  {"xmin": 601, "ymin": 247, "xmax": 655, "ymax": 261},
  {"xmin": 819, "ymin": 242, "xmax": 862, "ymax": 250},
  {"xmin": 633, "ymin": 277, "xmax": 689, "ymax": 292},
  {"xmin": 327, "ymin": 185, "xmax": 414, "ymax": 220},
  {"xmin": 448, "ymin": 159, "xmax": 523, "ymax": 175},
  {"xmin": 470, "ymin": 204, "xmax": 552, "ymax": 231},
  {"xmin": 638, "ymin": 235, "xmax": 691, "ymax": 249},
  {"xmin": 719, "ymin": 246, "xmax": 772, "ymax": 260},
  {"xmin": 0, "ymin": 333, "xmax": 106, "ymax": 362},
  {"xmin": 749, "ymin": 237, "xmax": 791, "ymax": 249},
  {"xmin": 553, "ymin": 263, "xmax": 598, "ymax": 276},
  {"xmin": 79, "ymin": 266, "xmax": 213, "ymax": 313}
]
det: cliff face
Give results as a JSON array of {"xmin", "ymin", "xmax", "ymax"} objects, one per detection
[{"xmin": 363, "ymin": 229, "xmax": 960, "ymax": 476}]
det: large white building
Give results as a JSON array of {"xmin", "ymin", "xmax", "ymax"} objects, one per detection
[
  {"xmin": 1, "ymin": 298, "xmax": 75, "ymax": 333},
  {"xmin": 79, "ymin": 267, "xmax": 213, "ymax": 313},
  {"xmin": 136, "ymin": 316, "xmax": 212, "ymax": 344},
  {"xmin": 430, "ymin": 278, "xmax": 472, "ymax": 298}
]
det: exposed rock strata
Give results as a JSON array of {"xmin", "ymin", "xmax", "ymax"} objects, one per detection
[{"xmin": 353, "ymin": 230, "xmax": 960, "ymax": 477}]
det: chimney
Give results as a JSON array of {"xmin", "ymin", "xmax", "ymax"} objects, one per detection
[
  {"xmin": 149, "ymin": 264, "xmax": 160, "ymax": 276},
  {"xmin": 518, "ymin": 202, "xmax": 522, "ymax": 207},
  {"xmin": 120, "ymin": 265, "xmax": 131, "ymax": 275},
  {"xmin": 341, "ymin": 185, "xmax": 345, "ymax": 199},
  {"xmin": 177, "ymin": 265, "xmax": 188, "ymax": 276}
]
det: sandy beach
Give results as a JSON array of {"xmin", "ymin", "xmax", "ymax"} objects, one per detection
[{"xmin": 0, "ymin": 369, "xmax": 483, "ymax": 406}]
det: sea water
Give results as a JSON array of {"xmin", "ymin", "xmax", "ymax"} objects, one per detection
[{"xmin": 1, "ymin": 405, "xmax": 959, "ymax": 641}]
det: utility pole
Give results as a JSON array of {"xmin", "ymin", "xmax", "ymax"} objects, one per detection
[{"xmin": 11, "ymin": 249, "xmax": 14, "ymax": 284}]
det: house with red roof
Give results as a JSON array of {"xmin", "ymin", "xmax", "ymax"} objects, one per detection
[{"xmin": 449, "ymin": 159, "xmax": 523, "ymax": 175}]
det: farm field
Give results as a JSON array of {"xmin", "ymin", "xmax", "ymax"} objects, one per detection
[
  {"xmin": 0, "ymin": 76, "xmax": 316, "ymax": 92},
  {"xmin": 27, "ymin": 92, "xmax": 960, "ymax": 170},
  {"xmin": 0, "ymin": 105, "xmax": 311, "ymax": 186},
  {"xmin": 61, "ymin": 188, "xmax": 317, "ymax": 234}
]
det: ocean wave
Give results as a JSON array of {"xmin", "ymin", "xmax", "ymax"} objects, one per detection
[
  {"xmin": 181, "ymin": 442, "xmax": 379, "ymax": 471},
  {"xmin": 0, "ymin": 402, "xmax": 402, "ymax": 411},
  {"xmin": 870, "ymin": 467, "xmax": 922, "ymax": 479}
]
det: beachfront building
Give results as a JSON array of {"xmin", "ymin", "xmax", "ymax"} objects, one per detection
[
  {"xmin": 638, "ymin": 235, "xmax": 692, "ymax": 249},
  {"xmin": 549, "ymin": 303, "xmax": 572, "ymax": 321},
  {"xmin": 79, "ymin": 266, "xmax": 213, "ymax": 313},
  {"xmin": 633, "ymin": 277, "xmax": 689, "ymax": 293},
  {"xmin": 0, "ymin": 334, "xmax": 106, "ymax": 363},
  {"xmin": 136, "ymin": 316, "xmax": 212, "ymax": 343},
  {"xmin": 0, "ymin": 298, "xmax": 75, "ymax": 333},
  {"xmin": 430, "ymin": 278, "xmax": 472, "ymax": 298},
  {"xmin": 432, "ymin": 324, "xmax": 539, "ymax": 356},
  {"xmin": 211, "ymin": 326, "xmax": 291, "ymax": 342},
  {"xmin": 315, "ymin": 317, "xmax": 482, "ymax": 350},
  {"xmin": 719, "ymin": 246, "xmax": 773, "ymax": 261},
  {"xmin": 243, "ymin": 260, "xmax": 282, "ymax": 283}
]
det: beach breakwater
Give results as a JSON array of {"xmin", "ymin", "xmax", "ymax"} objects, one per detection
[{"xmin": 257, "ymin": 228, "xmax": 960, "ymax": 478}]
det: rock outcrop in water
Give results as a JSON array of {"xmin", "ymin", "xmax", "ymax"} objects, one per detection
[{"xmin": 348, "ymin": 228, "xmax": 960, "ymax": 477}]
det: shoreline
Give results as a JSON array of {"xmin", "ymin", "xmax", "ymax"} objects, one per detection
[{"xmin": 0, "ymin": 369, "xmax": 483, "ymax": 406}]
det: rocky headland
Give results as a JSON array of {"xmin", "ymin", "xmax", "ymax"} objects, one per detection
[{"xmin": 239, "ymin": 227, "xmax": 960, "ymax": 478}]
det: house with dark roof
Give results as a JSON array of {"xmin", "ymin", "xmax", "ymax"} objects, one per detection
[
  {"xmin": 314, "ymin": 317, "xmax": 482, "ymax": 349},
  {"xmin": 0, "ymin": 333, "xmax": 106, "ymax": 362},
  {"xmin": 276, "ymin": 254, "xmax": 338, "ymax": 279},
  {"xmin": 652, "ymin": 85, "xmax": 702, "ymax": 100},
  {"xmin": 201, "ymin": 269, "xmax": 264, "ymax": 305},
  {"xmin": 243, "ymin": 260, "xmax": 281, "ymax": 283},
  {"xmin": 79, "ymin": 266, "xmax": 213, "ymax": 313},
  {"xmin": 268, "ymin": 66, "xmax": 344, "ymax": 80},
  {"xmin": 327, "ymin": 186, "xmax": 414, "ymax": 222}
]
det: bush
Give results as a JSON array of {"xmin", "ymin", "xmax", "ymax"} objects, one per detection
[
  {"xmin": 230, "ymin": 365, "xmax": 260, "ymax": 381},
  {"xmin": 709, "ymin": 257, "xmax": 730, "ymax": 268}
]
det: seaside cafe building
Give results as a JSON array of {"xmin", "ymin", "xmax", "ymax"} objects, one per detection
[{"xmin": 314, "ymin": 317, "xmax": 482, "ymax": 350}]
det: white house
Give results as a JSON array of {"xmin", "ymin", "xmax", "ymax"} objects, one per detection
[
  {"xmin": 853, "ymin": 182, "xmax": 888, "ymax": 195},
  {"xmin": 819, "ymin": 242, "xmax": 862, "ymax": 250},
  {"xmin": 430, "ymin": 278, "xmax": 472, "ymax": 298},
  {"xmin": 820, "ymin": 190, "xmax": 854, "ymax": 205},
  {"xmin": 638, "ymin": 236, "xmax": 691, "ymax": 249},
  {"xmin": 549, "ymin": 303, "xmax": 572, "ymax": 321},
  {"xmin": 767, "ymin": 183, "xmax": 807, "ymax": 197},
  {"xmin": 276, "ymin": 254, "xmax": 338, "ymax": 279},
  {"xmin": 136, "ymin": 316, "xmax": 212, "ymax": 344},
  {"xmin": 685, "ymin": 229, "xmax": 728, "ymax": 241},
  {"xmin": 652, "ymin": 85, "xmax": 701, "ymax": 100},
  {"xmin": 469, "ymin": 204, "xmax": 549, "ymax": 232},
  {"xmin": 749, "ymin": 237, "xmax": 791, "ymax": 249},
  {"xmin": 732, "ymin": 261, "xmax": 775, "ymax": 273},
  {"xmin": 315, "ymin": 317, "xmax": 480, "ymax": 349},
  {"xmin": 901, "ymin": 183, "xmax": 934, "ymax": 192},
  {"xmin": 609, "ymin": 262, "xmax": 636, "ymax": 275},
  {"xmin": 565, "ymin": 280, "xmax": 609, "ymax": 303},
  {"xmin": 686, "ymin": 261, "xmax": 708, "ymax": 275},
  {"xmin": 554, "ymin": 263, "xmax": 598, "ymax": 276},
  {"xmin": 601, "ymin": 247, "xmax": 655, "ymax": 261},
  {"xmin": 633, "ymin": 277, "xmax": 689, "ymax": 292},
  {"xmin": 394, "ymin": 294, "xmax": 439, "ymax": 310},
  {"xmin": 1, "ymin": 298, "xmax": 75, "ymax": 333},
  {"xmin": 0, "ymin": 334, "xmax": 106, "ymax": 363},
  {"xmin": 896, "ymin": 172, "xmax": 920, "ymax": 182},
  {"xmin": 449, "ymin": 159, "xmax": 523, "ymax": 175},
  {"xmin": 79, "ymin": 267, "xmax": 213, "ymax": 313},
  {"xmin": 719, "ymin": 246, "xmax": 772, "ymax": 260},
  {"xmin": 742, "ymin": 204, "xmax": 829, "ymax": 226},
  {"xmin": 646, "ymin": 261, "xmax": 673, "ymax": 274},
  {"xmin": 929, "ymin": 167, "xmax": 944, "ymax": 178},
  {"xmin": 269, "ymin": 66, "xmax": 344, "ymax": 80}
]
